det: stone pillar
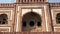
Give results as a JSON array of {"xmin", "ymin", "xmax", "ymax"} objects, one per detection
[
  {"xmin": 18, "ymin": 8, "xmax": 22, "ymax": 32},
  {"xmin": 44, "ymin": 4, "xmax": 52, "ymax": 32},
  {"xmin": 15, "ymin": 5, "xmax": 22, "ymax": 32}
]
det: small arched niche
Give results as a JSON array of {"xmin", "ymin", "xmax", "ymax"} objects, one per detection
[
  {"xmin": 0, "ymin": 14, "xmax": 8, "ymax": 24},
  {"xmin": 56, "ymin": 13, "xmax": 60, "ymax": 24},
  {"xmin": 22, "ymin": 12, "xmax": 42, "ymax": 32}
]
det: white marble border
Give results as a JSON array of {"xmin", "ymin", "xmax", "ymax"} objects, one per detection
[
  {"xmin": 18, "ymin": 6, "xmax": 42, "ymax": 11},
  {"xmin": 51, "ymin": 9, "xmax": 60, "ymax": 19},
  {"xmin": 44, "ymin": 6, "xmax": 48, "ymax": 32},
  {"xmin": 0, "ymin": 27, "xmax": 10, "ymax": 32},
  {"xmin": 54, "ymin": 27, "xmax": 60, "ymax": 32},
  {"xmin": 51, "ymin": 9, "xmax": 60, "ymax": 32},
  {"xmin": 16, "ymin": 13, "xmax": 19, "ymax": 32},
  {"xmin": 17, "ymin": 6, "xmax": 43, "ymax": 32}
]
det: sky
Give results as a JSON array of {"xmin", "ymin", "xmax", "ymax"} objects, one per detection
[
  {"xmin": 0, "ymin": 0, "xmax": 60, "ymax": 3},
  {"xmin": 0, "ymin": 0, "xmax": 15, "ymax": 3},
  {"xmin": 48, "ymin": 0, "xmax": 60, "ymax": 3}
]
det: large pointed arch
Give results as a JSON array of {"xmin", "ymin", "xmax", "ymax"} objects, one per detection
[{"xmin": 22, "ymin": 12, "xmax": 42, "ymax": 32}]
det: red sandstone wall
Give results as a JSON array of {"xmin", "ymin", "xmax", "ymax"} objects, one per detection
[{"xmin": 0, "ymin": 32, "xmax": 60, "ymax": 34}]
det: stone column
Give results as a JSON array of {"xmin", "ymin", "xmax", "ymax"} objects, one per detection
[
  {"xmin": 17, "ymin": 6, "xmax": 22, "ymax": 32},
  {"xmin": 44, "ymin": 4, "xmax": 52, "ymax": 32}
]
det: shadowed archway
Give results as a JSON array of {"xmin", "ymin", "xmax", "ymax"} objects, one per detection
[
  {"xmin": 56, "ymin": 13, "xmax": 60, "ymax": 24},
  {"xmin": 0, "ymin": 14, "xmax": 8, "ymax": 24},
  {"xmin": 22, "ymin": 12, "xmax": 42, "ymax": 32}
]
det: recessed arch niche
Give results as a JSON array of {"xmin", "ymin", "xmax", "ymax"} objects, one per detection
[
  {"xmin": 56, "ymin": 13, "xmax": 60, "ymax": 24},
  {"xmin": 22, "ymin": 12, "xmax": 42, "ymax": 32},
  {"xmin": 0, "ymin": 14, "xmax": 8, "ymax": 24}
]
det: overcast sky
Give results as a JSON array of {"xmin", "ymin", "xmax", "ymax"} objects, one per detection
[{"xmin": 0, "ymin": 0, "xmax": 60, "ymax": 3}]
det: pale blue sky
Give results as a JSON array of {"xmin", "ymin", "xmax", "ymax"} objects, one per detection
[
  {"xmin": 48, "ymin": 0, "xmax": 60, "ymax": 3},
  {"xmin": 0, "ymin": 0, "xmax": 16, "ymax": 3},
  {"xmin": 0, "ymin": 0, "xmax": 60, "ymax": 3}
]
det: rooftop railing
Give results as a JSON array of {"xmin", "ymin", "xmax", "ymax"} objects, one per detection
[{"xmin": 17, "ymin": 0, "xmax": 46, "ymax": 3}]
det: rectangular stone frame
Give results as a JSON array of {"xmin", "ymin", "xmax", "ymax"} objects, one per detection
[
  {"xmin": 16, "ymin": 4, "xmax": 52, "ymax": 32},
  {"xmin": 0, "ymin": 8, "xmax": 15, "ymax": 32},
  {"xmin": 51, "ymin": 9, "xmax": 60, "ymax": 32}
]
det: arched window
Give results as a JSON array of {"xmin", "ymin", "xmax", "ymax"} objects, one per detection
[
  {"xmin": 0, "ymin": 14, "xmax": 8, "ymax": 24},
  {"xmin": 56, "ymin": 13, "xmax": 60, "ymax": 24}
]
